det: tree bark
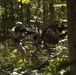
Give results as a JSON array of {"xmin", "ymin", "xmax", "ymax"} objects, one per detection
[
  {"xmin": 43, "ymin": 0, "xmax": 50, "ymax": 29},
  {"xmin": 26, "ymin": 4, "xmax": 30, "ymax": 27},
  {"xmin": 66, "ymin": 0, "xmax": 76, "ymax": 75}
]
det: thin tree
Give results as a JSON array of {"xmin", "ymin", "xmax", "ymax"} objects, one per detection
[{"xmin": 43, "ymin": 0, "xmax": 50, "ymax": 29}]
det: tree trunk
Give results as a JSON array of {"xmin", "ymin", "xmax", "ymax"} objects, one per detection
[
  {"xmin": 43, "ymin": 0, "xmax": 50, "ymax": 29},
  {"xmin": 26, "ymin": 4, "xmax": 30, "ymax": 27},
  {"xmin": 49, "ymin": 2, "xmax": 55, "ymax": 20},
  {"xmin": 66, "ymin": 0, "xmax": 76, "ymax": 75}
]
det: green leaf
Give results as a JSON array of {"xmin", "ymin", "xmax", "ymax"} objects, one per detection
[{"xmin": 17, "ymin": 0, "xmax": 30, "ymax": 4}]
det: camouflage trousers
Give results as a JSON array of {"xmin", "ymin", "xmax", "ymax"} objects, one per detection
[{"xmin": 14, "ymin": 42, "xmax": 26, "ymax": 60}]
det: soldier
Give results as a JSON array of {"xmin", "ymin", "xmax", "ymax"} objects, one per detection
[
  {"xmin": 41, "ymin": 19, "xmax": 67, "ymax": 45},
  {"xmin": 10, "ymin": 22, "xmax": 26, "ymax": 60}
]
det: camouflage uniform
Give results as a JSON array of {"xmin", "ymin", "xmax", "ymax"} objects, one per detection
[
  {"xmin": 10, "ymin": 22, "xmax": 26, "ymax": 60},
  {"xmin": 42, "ymin": 19, "xmax": 60, "ymax": 45}
]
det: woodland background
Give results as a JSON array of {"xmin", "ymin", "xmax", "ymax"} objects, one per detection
[{"xmin": 0, "ymin": 0, "xmax": 73, "ymax": 75}]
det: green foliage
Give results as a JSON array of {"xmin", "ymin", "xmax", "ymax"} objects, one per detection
[
  {"xmin": 0, "ymin": 0, "xmax": 69, "ymax": 75},
  {"xmin": 0, "ymin": 36, "xmax": 69, "ymax": 75},
  {"xmin": 17, "ymin": 0, "xmax": 30, "ymax": 4},
  {"xmin": 56, "ymin": 60, "xmax": 70, "ymax": 72}
]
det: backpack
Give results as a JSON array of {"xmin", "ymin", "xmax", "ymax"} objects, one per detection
[{"xmin": 41, "ymin": 26, "xmax": 59, "ymax": 44}]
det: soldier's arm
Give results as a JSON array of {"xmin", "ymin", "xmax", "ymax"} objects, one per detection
[{"xmin": 10, "ymin": 28, "xmax": 21, "ymax": 39}]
